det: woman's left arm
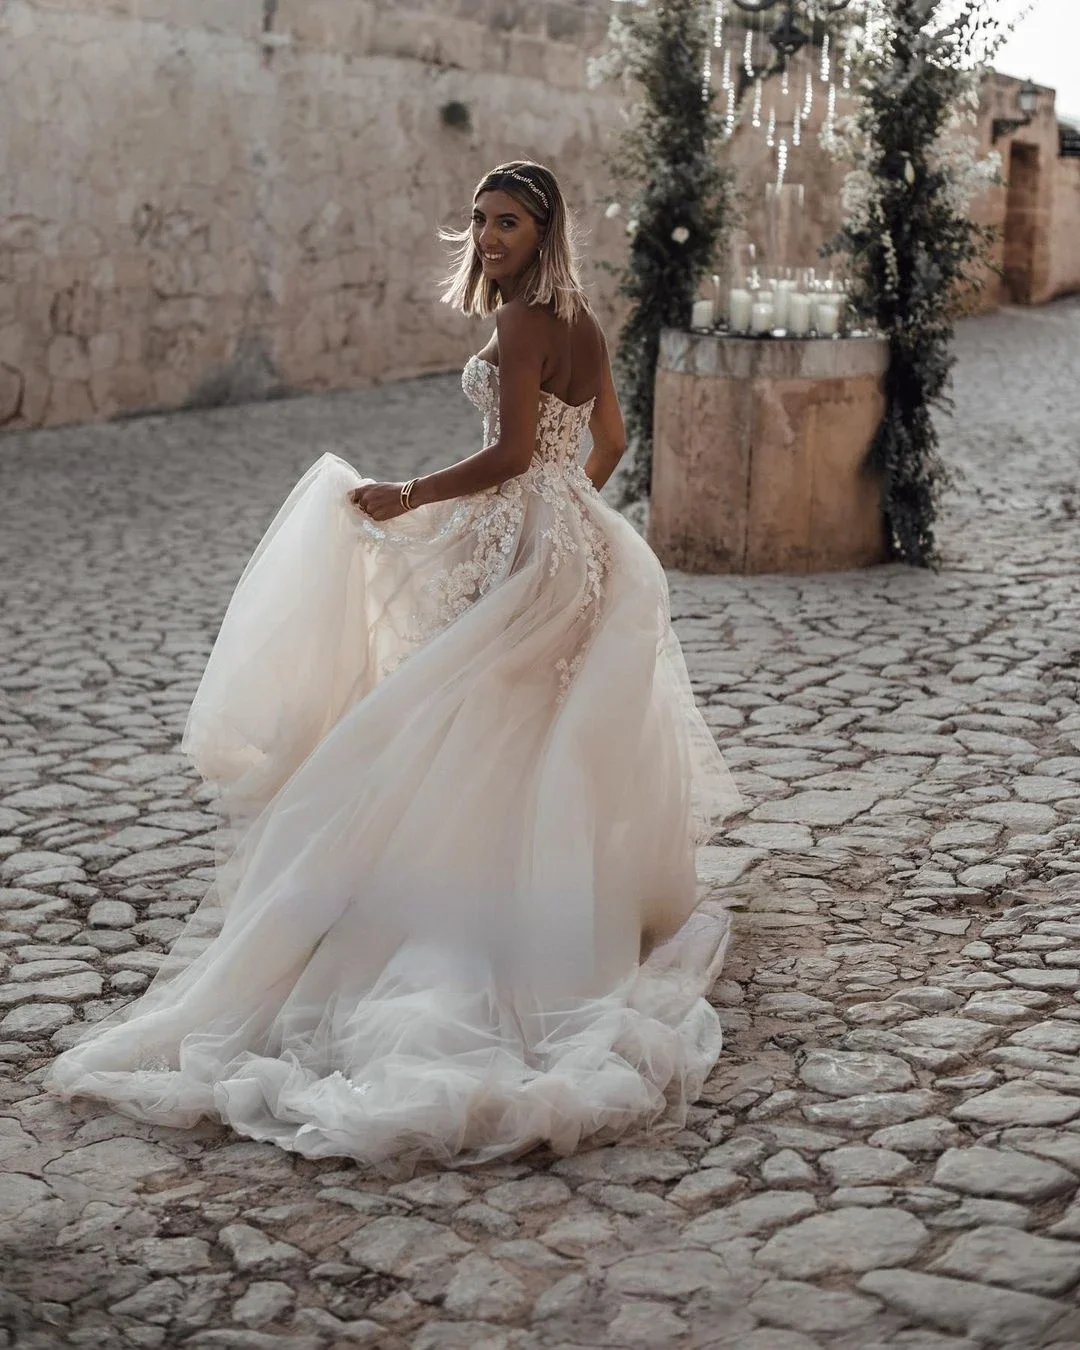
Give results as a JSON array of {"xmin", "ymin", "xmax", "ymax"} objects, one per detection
[{"xmin": 350, "ymin": 302, "xmax": 545, "ymax": 520}]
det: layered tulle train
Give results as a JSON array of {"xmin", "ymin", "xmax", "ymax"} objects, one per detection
[{"xmin": 46, "ymin": 360, "xmax": 741, "ymax": 1173}]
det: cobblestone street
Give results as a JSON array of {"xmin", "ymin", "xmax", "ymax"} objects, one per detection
[{"xmin": 2, "ymin": 298, "xmax": 1080, "ymax": 1349}]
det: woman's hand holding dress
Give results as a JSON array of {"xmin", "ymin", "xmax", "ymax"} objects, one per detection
[{"xmin": 349, "ymin": 483, "xmax": 410, "ymax": 520}]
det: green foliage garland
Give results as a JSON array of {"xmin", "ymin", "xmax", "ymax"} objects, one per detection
[
  {"xmin": 591, "ymin": 0, "xmax": 735, "ymax": 505},
  {"xmin": 828, "ymin": 0, "xmax": 1013, "ymax": 567}
]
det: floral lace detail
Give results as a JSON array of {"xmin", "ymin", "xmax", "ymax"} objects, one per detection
[
  {"xmin": 555, "ymin": 650, "xmax": 587, "ymax": 702},
  {"xmin": 568, "ymin": 463, "xmax": 612, "ymax": 620},
  {"xmin": 461, "ymin": 355, "xmax": 597, "ymax": 468},
  {"xmin": 461, "ymin": 354, "xmax": 500, "ymax": 445},
  {"xmin": 412, "ymin": 358, "xmax": 613, "ymax": 694},
  {"xmin": 534, "ymin": 459, "xmax": 578, "ymax": 577},
  {"xmin": 421, "ymin": 477, "xmax": 528, "ymax": 632}
]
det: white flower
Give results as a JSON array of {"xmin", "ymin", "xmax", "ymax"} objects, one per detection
[
  {"xmin": 671, "ymin": 226, "xmax": 690, "ymax": 245},
  {"xmin": 605, "ymin": 202, "xmax": 621, "ymax": 219},
  {"xmin": 585, "ymin": 14, "xmax": 639, "ymax": 88},
  {"xmin": 903, "ymin": 157, "xmax": 916, "ymax": 186},
  {"xmin": 840, "ymin": 167, "xmax": 880, "ymax": 234},
  {"xmin": 625, "ymin": 219, "xmax": 639, "ymax": 237}
]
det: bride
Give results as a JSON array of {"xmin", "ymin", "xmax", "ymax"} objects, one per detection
[{"xmin": 46, "ymin": 160, "xmax": 741, "ymax": 1175}]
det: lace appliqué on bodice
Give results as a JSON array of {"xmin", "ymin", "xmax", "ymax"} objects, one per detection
[
  {"xmin": 460, "ymin": 355, "xmax": 595, "ymax": 470},
  {"xmin": 415, "ymin": 360, "xmax": 612, "ymax": 691}
]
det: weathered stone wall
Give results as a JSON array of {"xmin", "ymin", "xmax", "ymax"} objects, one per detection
[
  {"xmin": 0, "ymin": 0, "xmax": 623, "ymax": 430},
  {"xmin": 940, "ymin": 75, "xmax": 1080, "ymax": 311},
  {"xmin": 1048, "ymin": 153, "xmax": 1080, "ymax": 301},
  {"xmin": 4, "ymin": 4, "xmax": 1080, "ymax": 433},
  {"xmin": 973, "ymin": 74, "xmax": 1055, "ymax": 307}
]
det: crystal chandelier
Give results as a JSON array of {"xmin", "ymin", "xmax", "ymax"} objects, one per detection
[
  {"xmin": 732, "ymin": 0, "xmax": 852, "ymax": 79},
  {"xmin": 707, "ymin": 0, "xmax": 885, "ymax": 180}
]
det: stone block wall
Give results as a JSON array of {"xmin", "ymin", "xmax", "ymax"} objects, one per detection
[
  {"xmin": 0, "ymin": 0, "xmax": 623, "ymax": 430},
  {"xmin": 976, "ymin": 75, "xmax": 1056, "ymax": 307},
  {"xmin": 1048, "ymin": 154, "xmax": 1080, "ymax": 301},
  {"xmin": 4, "ymin": 4, "xmax": 1080, "ymax": 433},
  {"xmin": 964, "ymin": 75, "xmax": 1080, "ymax": 310}
]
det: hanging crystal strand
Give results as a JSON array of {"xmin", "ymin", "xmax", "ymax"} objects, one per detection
[
  {"xmin": 820, "ymin": 31, "xmax": 830, "ymax": 83},
  {"xmin": 701, "ymin": 0, "xmax": 724, "ymax": 101},
  {"xmin": 722, "ymin": 38, "xmax": 736, "ymax": 139},
  {"xmin": 743, "ymin": 27, "xmax": 754, "ymax": 79},
  {"xmin": 781, "ymin": 64, "xmax": 790, "ymax": 97},
  {"xmin": 803, "ymin": 63, "xmax": 813, "ymax": 119},
  {"xmin": 842, "ymin": 28, "xmax": 853, "ymax": 92},
  {"xmin": 766, "ymin": 105, "xmax": 776, "ymax": 149},
  {"xmin": 793, "ymin": 101, "xmax": 802, "ymax": 148},
  {"xmin": 713, "ymin": 0, "xmax": 725, "ymax": 50},
  {"xmin": 822, "ymin": 80, "xmax": 837, "ymax": 148},
  {"xmin": 752, "ymin": 77, "xmax": 763, "ymax": 129},
  {"xmin": 776, "ymin": 136, "xmax": 788, "ymax": 191}
]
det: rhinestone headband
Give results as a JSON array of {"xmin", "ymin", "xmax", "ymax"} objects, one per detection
[{"xmin": 499, "ymin": 170, "xmax": 549, "ymax": 212}]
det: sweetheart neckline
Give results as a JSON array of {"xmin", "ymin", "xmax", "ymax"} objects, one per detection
[{"xmin": 469, "ymin": 354, "xmax": 597, "ymax": 413}]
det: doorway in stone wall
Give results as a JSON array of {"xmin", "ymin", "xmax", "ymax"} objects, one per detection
[{"xmin": 1003, "ymin": 141, "xmax": 1040, "ymax": 304}]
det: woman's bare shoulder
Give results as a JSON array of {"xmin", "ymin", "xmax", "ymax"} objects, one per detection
[{"xmin": 495, "ymin": 298, "xmax": 551, "ymax": 343}]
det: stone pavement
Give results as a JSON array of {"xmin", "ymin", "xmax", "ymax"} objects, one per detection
[{"xmin": 2, "ymin": 297, "xmax": 1080, "ymax": 1350}]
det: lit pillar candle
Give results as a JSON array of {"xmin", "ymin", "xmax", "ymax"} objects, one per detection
[
  {"xmin": 816, "ymin": 303, "xmax": 841, "ymax": 336},
  {"xmin": 771, "ymin": 287, "xmax": 791, "ymax": 329},
  {"xmin": 728, "ymin": 288, "xmax": 753, "ymax": 334},
  {"xmin": 787, "ymin": 292, "xmax": 811, "ymax": 336},
  {"xmin": 691, "ymin": 298, "xmax": 714, "ymax": 330},
  {"xmin": 750, "ymin": 300, "xmax": 774, "ymax": 335}
]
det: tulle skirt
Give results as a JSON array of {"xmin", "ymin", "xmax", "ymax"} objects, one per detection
[{"xmin": 46, "ymin": 453, "xmax": 741, "ymax": 1174}]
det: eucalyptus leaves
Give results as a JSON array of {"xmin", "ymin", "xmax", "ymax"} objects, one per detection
[
  {"xmin": 827, "ymin": 0, "xmax": 1012, "ymax": 567},
  {"xmin": 589, "ymin": 0, "xmax": 735, "ymax": 504}
]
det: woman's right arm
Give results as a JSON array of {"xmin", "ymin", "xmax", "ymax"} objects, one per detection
[
  {"xmin": 584, "ymin": 329, "xmax": 627, "ymax": 491},
  {"xmin": 409, "ymin": 302, "xmax": 544, "ymax": 509}
]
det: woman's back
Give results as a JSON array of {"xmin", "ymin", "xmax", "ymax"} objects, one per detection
[
  {"xmin": 539, "ymin": 306, "xmax": 605, "ymax": 408},
  {"xmin": 478, "ymin": 302, "xmax": 625, "ymax": 473}
]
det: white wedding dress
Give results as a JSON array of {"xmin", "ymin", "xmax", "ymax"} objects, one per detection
[{"xmin": 47, "ymin": 355, "xmax": 742, "ymax": 1174}]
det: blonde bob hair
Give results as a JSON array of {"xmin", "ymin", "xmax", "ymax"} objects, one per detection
[{"xmin": 440, "ymin": 160, "xmax": 590, "ymax": 323}]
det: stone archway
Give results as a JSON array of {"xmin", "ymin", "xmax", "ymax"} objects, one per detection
[{"xmin": 1002, "ymin": 141, "xmax": 1041, "ymax": 304}]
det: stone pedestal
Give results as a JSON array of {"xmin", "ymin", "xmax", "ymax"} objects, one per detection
[{"xmin": 649, "ymin": 329, "xmax": 890, "ymax": 574}]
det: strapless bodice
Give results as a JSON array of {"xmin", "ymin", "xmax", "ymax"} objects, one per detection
[{"xmin": 462, "ymin": 355, "xmax": 596, "ymax": 469}]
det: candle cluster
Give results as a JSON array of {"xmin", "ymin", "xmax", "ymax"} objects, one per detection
[
  {"xmin": 729, "ymin": 274, "xmax": 842, "ymax": 337},
  {"xmin": 692, "ymin": 267, "xmax": 848, "ymax": 340}
]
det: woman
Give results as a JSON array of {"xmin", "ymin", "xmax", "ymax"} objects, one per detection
[{"xmin": 46, "ymin": 161, "xmax": 741, "ymax": 1175}]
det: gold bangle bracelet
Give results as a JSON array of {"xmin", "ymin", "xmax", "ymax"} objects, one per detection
[{"xmin": 401, "ymin": 478, "xmax": 418, "ymax": 511}]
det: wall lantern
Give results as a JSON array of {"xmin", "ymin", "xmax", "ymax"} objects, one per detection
[{"xmin": 993, "ymin": 79, "xmax": 1040, "ymax": 143}]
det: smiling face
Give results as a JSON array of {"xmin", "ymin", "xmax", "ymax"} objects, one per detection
[{"xmin": 472, "ymin": 189, "xmax": 543, "ymax": 289}]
